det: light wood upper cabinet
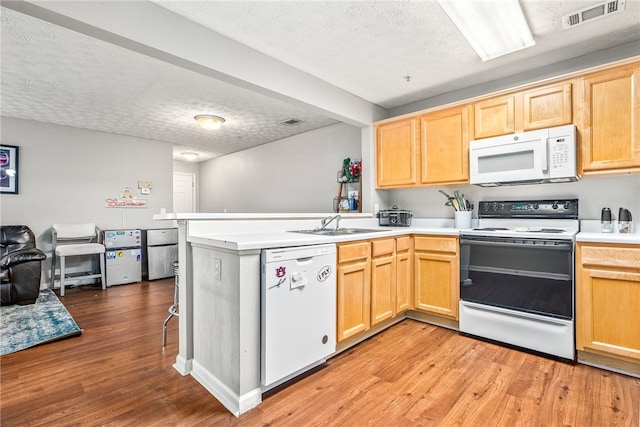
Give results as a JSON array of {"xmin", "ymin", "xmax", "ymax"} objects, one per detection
[
  {"xmin": 578, "ymin": 64, "xmax": 640, "ymax": 174},
  {"xmin": 413, "ymin": 236, "xmax": 460, "ymax": 320},
  {"xmin": 337, "ymin": 242, "xmax": 371, "ymax": 341},
  {"xmin": 473, "ymin": 82, "xmax": 573, "ymax": 139},
  {"xmin": 376, "ymin": 118, "xmax": 419, "ymax": 188},
  {"xmin": 420, "ymin": 106, "xmax": 470, "ymax": 185},
  {"xmin": 523, "ymin": 83, "xmax": 572, "ymax": 130},
  {"xmin": 576, "ymin": 243, "xmax": 640, "ymax": 363},
  {"xmin": 473, "ymin": 94, "xmax": 515, "ymax": 139}
]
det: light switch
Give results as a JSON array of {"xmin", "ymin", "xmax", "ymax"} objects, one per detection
[{"xmin": 214, "ymin": 258, "xmax": 222, "ymax": 281}]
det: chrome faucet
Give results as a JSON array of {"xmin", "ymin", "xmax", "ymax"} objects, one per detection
[{"xmin": 320, "ymin": 214, "xmax": 341, "ymax": 230}]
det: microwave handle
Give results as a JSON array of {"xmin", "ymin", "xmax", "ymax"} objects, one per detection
[{"xmin": 540, "ymin": 139, "xmax": 549, "ymax": 172}]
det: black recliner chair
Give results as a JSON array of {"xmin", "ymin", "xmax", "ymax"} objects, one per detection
[{"xmin": 1, "ymin": 225, "xmax": 47, "ymax": 306}]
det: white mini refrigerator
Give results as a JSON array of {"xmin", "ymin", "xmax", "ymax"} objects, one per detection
[{"xmin": 104, "ymin": 229, "xmax": 142, "ymax": 286}]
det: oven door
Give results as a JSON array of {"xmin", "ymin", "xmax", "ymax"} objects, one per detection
[
  {"xmin": 460, "ymin": 235, "xmax": 573, "ymax": 319},
  {"xmin": 459, "ymin": 234, "xmax": 575, "ymax": 360}
]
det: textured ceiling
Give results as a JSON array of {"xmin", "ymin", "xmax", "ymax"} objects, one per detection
[
  {"xmin": 2, "ymin": 1, "xmax": 639, "ymax": 162},
  {"xmin": 154, "ymin": 0, "xmax": 640, "ymax": 108}
]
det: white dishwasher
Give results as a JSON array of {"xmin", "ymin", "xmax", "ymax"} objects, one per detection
[{"xmin": 261, "ymin": 243, "xmax": 336, "ymax": 389}]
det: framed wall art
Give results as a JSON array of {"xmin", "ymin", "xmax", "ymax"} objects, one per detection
[{"xmin": 0, "ymin": 144, "xmax": 19, "ymax": 194}]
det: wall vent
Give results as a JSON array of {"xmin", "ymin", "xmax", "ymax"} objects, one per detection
[
  {"xmin": 278, "ymin": 118, "xmax": 302, "ymax": 126},
  {"xmin": 562, "ymin": 0, "xmax": 625, "ymax": 29}
]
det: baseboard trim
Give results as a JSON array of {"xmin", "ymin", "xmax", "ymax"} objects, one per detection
[
  {"xmin": 173, "ymin": 354, "xmax": 192, "ymax": 376},
  {"xmin": 191, "ymin": 360, "xmax": 262, "ymax": 417},
  {"xmin": 577, "ymin": 350, "xmax": 640, "ymax": 378}
]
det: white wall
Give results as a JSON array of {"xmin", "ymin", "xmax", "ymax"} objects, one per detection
[
  {"xmin": 0, "ymin": 116, "xmax": 175, "ymax": 257},
  {"xmin": 388, "ymin": 174, "xmax": 640, "ymax": 221},
  {"xmin": 199, "ymin": 123, "xmax": 362, "ymax": 213}
]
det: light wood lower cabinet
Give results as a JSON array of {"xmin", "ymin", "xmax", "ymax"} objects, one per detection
[
  {"xmin": 576, "ymin": 243, "xmax": 640, "ymax": 363},
  {"xmin": 337, "ymin": 241, "xmax": 371, "ymax": 341},
  {"xmin": 371, "ymin": 238, "xmax": 396, "ymax": 325},
  {"xmin": 337, "ymin": 237, "xmax": 414, "ymax": 342},
  {"xmin": 395, "ymin": 236, "xmax": 412, "ymax": 313},
  {"xmin": 413, "ymin": 235, "xmax": 460, "ymax": 319}
]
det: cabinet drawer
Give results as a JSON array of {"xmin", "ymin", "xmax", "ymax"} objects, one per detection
[
  {"xmin": 414, "ymin": 236, "xmax": 458, "ymax": 253},
  {"xmin": 372, "ymin": 238, "xmax": 395, "ymax": 257},
  {"xmin": 338, "ymin": 241, "xmax": 371, "ymax": 263},
  {"xmin": 396, "ymin": 236, "xmax": 411, "ymax": 252},
  {"xmin": 579, "ymin": 244, "xmax": 640, "ymax": 269}
]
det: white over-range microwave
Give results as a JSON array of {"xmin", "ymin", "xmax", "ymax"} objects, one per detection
[{"xmin": 469, "ymin": 124, "xmax": 579, "ymax": 186}]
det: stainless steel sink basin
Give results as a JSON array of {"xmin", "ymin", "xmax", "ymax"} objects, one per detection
[{"xmin": 290, "ymin": 228, "xmax": 385, "ymax": 236}]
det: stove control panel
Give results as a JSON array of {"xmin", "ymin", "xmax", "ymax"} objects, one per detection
[{"xmin": 478, "ymin": 199, "xmax": 578, "ymax": 219}]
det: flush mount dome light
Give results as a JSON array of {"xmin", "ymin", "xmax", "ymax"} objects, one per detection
[
  {"xmin": 194, "ymin": 114, "xmax": 225, "ymax": 130},
  {"xmin": 181, "ymin": 152, "xmax": 199, "ymax": 161}
]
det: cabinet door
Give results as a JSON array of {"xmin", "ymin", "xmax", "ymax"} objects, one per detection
[
  {"xmin": 420, "ymin": 106, "xmax": 469, "ymax": 185},
  {"xmin": 579, "ymin": 65, "xmax": 640, "ymax": 173},
  {"xmin": 523, "ymin": 82, "xmax": 572, "ymax": 130},
  {"xmin": 337, "ymin": 259, "xmax": 371, "ymax": 341},
  {"xmin": 577, "ymin": 268, "xmax": 640, "ymax": 361},
  {"xmin": 473, "ymin": 94, "xmax": 515, "ymax": 139},
  {"xmin": 371, "ymin": 254, "xmax": 396, "ymax": 326},
  {"xmin": 414, "ymin": 251, "xmax": 459, "ymax": 319},
  {"xmin": 376, "ymin": 118, "xmax": 419, "ymax": 188},
  {"xmin": 576, "ymin": 244, "xmax": 640, "ymax": 361},
  {"xmin": 395, "ymin": 247, "xmax": 412, "ymax": 313}
]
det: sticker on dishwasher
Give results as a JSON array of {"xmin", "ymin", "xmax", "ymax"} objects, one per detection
[
  {"xmin": 275, "ymin": 266, "xmax": 286, "ymax": 278},
  {"xmin": 317, "ymin": 265, "xmax": 332, "ymax": 282}
]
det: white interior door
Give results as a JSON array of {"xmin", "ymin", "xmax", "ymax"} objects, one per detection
[{"xmin": 173, "ymin": 173, "xmax": 195, "ymax": 213}]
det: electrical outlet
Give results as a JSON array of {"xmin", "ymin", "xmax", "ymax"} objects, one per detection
[{"xmin": 214, "ymin": 258, "xmax": 222, "ymax": 281}]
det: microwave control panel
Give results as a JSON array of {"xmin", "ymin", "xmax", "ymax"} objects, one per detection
[{"xmin": 548, "ymin": 136, "xmax": 576, "ymax": 177}]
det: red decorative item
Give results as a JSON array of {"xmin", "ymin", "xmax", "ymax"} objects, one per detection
[{"xmin": 349, "ymin": 161, "xmax": 362, "ymax": 178}]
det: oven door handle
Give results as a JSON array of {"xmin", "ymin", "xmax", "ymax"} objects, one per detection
[{"xmin": 460, "ymin": 238, "xmax": 572, "ymax": 250}]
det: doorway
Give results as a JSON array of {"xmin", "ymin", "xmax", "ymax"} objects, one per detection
[{"xmin": 173, "ymin": 173, "xmax": 196, "ymax": 213}]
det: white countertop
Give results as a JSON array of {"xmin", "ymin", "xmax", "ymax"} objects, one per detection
[
  {"xmin": 183, "ymin": 216, "xmax": 461, "ymax": 251},
  {"xmin": 157, "ymin": 213, "xmax": 640, "ymax": 249},
  {"xmin": 577, "ymin": 220, "xmax": 640, "ymax": 244}
]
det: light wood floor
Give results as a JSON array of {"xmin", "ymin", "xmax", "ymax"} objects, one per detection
[{"xmin": 1, "ymin": 279, "xmax": 638, "ymax": 426}]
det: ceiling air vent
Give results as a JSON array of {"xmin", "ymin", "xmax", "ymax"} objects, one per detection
[
  {"xmin": 562, "ymin": 0, "xmax": 625, "ymax": 29},
  {"xmin": 278, "ymin": 118, "xmax": 302, "ymax": 126}
]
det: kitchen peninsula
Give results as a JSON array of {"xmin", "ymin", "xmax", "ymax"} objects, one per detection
[
  {"xmin": 155, "ymin": 212, "xmax": 457, "ymax": 416},
  {"xmin": 155, "ymin": 212, "xmax": 640, "ymax": 417}
]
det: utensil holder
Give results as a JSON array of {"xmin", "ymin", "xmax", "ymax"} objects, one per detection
[{"xmin": 454, "ymin": 211, "xmax": 472, "ymax": 229}]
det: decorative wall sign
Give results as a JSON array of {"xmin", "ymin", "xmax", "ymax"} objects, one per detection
[
  {"xmin": 105, "ymin": 187, "xmax": 148, "ymax": 208},
  {"xmin": 0, "ymin": 144, "xmax": 19, "ymax": 194}
]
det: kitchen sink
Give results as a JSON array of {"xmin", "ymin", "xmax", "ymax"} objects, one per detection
[{"xmin": 290, "ymin": 228, "xmax": 385, "ymax": 236}]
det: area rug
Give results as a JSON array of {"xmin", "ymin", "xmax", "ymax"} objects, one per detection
[{"xmin": 0, "ymin": 289, "xmax": 81, "ymax": 356}]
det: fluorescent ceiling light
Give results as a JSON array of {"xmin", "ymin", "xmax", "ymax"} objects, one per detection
[{"xmin": 437, "ymin": 0, "xmax": 535, "ymax": 61}]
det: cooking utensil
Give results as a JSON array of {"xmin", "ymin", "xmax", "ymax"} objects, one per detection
[
  {"xmin": 454, "ymin": 191, "xmax": 467, "ymax": 211},
  {"xmin": 439, "ymin": 190, "xmax": 453, "ymax": 200}
]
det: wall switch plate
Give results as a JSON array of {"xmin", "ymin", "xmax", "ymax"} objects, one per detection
[{"xmin": 214, "ymin": 258, "xmax": 222, "ymax": 281}]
